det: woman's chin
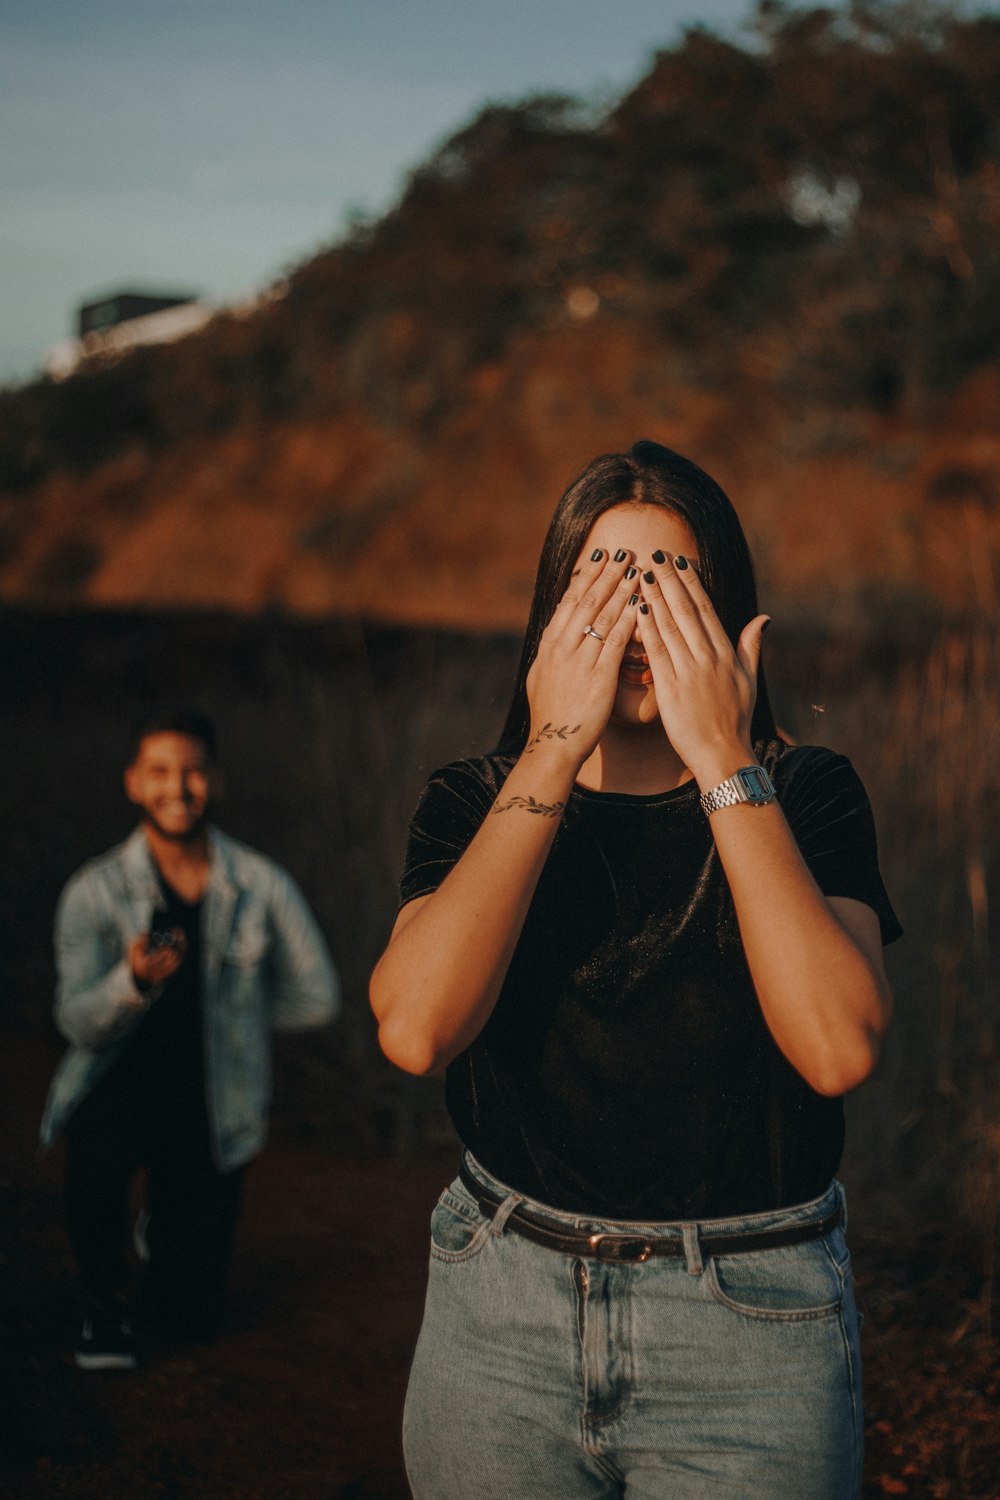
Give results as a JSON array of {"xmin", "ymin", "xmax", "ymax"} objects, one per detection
[{"xmin": 610, "ymin": 685, "xmax": 660, "ymax": 729}]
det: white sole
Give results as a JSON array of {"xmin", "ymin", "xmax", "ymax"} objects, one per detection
[{"xmin": 75, "ymin": 1351, "xmax": 137, "ymax": 1370}]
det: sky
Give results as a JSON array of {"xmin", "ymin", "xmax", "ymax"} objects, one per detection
[{"xmin": 0, "ymin": 0, "xmax": 782, "ymax": 384}]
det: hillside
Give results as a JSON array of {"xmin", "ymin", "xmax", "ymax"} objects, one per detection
[{"xmin": 2, "ymin": 1, "xmax": 1000, "ymax": 631}]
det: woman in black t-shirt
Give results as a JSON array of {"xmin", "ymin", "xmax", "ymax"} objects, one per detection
[{"xmin": 370, "ymin": 441, "xmax": 899, "ymax": 1500}]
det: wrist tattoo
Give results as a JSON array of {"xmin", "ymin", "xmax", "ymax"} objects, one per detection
[
  {"xmin": 491, "ymin": 795, "xmax": 566, "ymax": 819},
  {"xmin": 526, "ymin": 721, "xmax": 581, "ymax": 754}
]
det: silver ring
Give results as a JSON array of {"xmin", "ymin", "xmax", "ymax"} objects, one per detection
[{"xmin": 582, "ymin": 624, "xmax": 606, "ymax": 642}]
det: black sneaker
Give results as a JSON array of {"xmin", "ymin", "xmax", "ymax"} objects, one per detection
[{"xmin": 75, "ymin": 1306, "xmax": 137, "ymax": 1371}]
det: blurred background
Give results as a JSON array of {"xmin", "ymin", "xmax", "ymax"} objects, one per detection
[{"xmin": 2, "ymin": 1, "xmax": 999, "ymax": 1496}]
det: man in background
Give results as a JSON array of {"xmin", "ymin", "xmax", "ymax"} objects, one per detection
[{"xmin": 40, "ymin": 709, "xmax": 339, "ymax": 1369}]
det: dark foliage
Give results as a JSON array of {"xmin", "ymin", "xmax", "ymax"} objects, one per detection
[{"xmin": 3, "ymin": 2, "xmax": 1000, "ymax": 492}]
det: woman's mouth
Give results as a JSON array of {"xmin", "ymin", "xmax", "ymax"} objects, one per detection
[{"xmin": 619, "ymin": 655, "xmax": 653, "ymax": 687}]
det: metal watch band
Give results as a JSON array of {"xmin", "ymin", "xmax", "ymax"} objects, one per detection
[{"xmin": 699, "ymin": 764, "xmax": 776, "ymax": 817}]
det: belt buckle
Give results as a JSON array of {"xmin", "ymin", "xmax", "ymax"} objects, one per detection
[{"xmin": 587, "ymin": 1233, "xmax": 654, "ymax": 1263}]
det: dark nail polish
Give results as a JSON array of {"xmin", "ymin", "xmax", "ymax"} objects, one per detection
[
  {"xmin": 639, "ymin": 602, "xmax": 649, "ymax": 615},
  {"xmin": 761, "ymin": 617, "xmax": 772, "ymax": 632},
  {"xmin": 591, "ymin": 548, "xmax": 604, "ymax": 562},
  {"xmin": 628, "ymin": 593, "xmax": 639, "ymax": 607},
  {"xmin": 643, "ymin": 570, "xmax": 655, "ymax": 584},
  {"xmin": 651, "ymin": 550, "xmax": 666, "ymax": 565},
  {"xmin": 614, "ymin": 548, "xmax": 628, "ymax": 563},
  {"xmin": 625, "ymin": 565, "xmax": 637, "ymax": 580},
  {"xmin": 675, "ymin": 555, "xmax": 689, "ymax": 571}
]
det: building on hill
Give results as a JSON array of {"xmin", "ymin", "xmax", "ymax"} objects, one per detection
[
  {"xmin": 78, "ymin": 290, "xmax": 200, "ymax": 338},
  {"xmin": 46, "ymin": 289, "xmax": 213, "ymax": 380}
]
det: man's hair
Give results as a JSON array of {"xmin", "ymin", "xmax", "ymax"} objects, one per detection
[{"xmin": 127, "ymin": 708, "xmax": 219, "ymax": 765}]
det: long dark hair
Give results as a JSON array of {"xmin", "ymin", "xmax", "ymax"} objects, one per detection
[{"xmin": 496, "ymin": 440, "xmax": 778, "ymax": 752}]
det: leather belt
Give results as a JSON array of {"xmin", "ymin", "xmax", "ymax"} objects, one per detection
[{"xmin": 459, "ymin": 1159, "xmax": 842, "ymax": 1265}]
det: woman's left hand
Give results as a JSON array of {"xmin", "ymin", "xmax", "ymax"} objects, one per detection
[{"xmin": 637, "ymin": 553, "xmax": 769, "ymax": 784}]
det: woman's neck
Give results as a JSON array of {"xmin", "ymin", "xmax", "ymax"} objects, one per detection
[{"xmin": 575, "ymin": 721, "xmax": 693, "ymax": 795}]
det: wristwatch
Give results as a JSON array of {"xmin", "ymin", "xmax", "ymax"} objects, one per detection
[{"xmin": 699, "ymin": 764, "xmax": 776, "ymax": 816}]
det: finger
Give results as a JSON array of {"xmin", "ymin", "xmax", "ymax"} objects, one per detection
[
  {"xmin": 561, "ymin": 550, "xmax": 635, "ymax": 647},
  {"xmin": 670, "ymin": 555, "xmax": 736, "ymax": 656},
  {"xmin": 737, "ymin": 614, "xmax": 770, "ymax": 683},
  {"xmin": 644, "ymin": 552, "xmax": 709, "ymax": 658},
  {"xmin": 592, "ymin": 587, "xmax": 641, "ymax": 673},
  {"xmin": 635, "ymin": 596, "xmax": 678, "ymax": 680},
  {"xmin": 542, "ymin": 548, "xmax": 610, "ymax": 643},
  {"xmin": 579, "ymin": 565, "xmax": 640, "ymax": 651},
  {"xmin": 550, "ymin": 548, "xmax": 623, "ymax": 639},
  {"xmin": 151, "ymin": 950, "xmax": 183, "ymax": 982},
  {"xmin": 637, "ymin": 562, "xmax": 695, "ymax": 669}
]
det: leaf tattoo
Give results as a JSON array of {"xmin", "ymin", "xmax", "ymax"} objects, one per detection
[
  {"xmin": 525, "ymin": 722, "xmax": 581, "ymax": 754},
  {"xmin": 491, "ymin": 795, "xmax": 566, "ymax": 819}
]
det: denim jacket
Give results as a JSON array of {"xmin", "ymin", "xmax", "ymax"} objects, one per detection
[{"xmin": 40, "ymin": 826, "xmax": 339, "ymax": 1170}]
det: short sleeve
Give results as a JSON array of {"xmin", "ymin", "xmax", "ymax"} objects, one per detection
[
  {"xmin": 398, "ymin": 757, "xmax": 510, "ymax": 909},
  {"xmin": 775, "ymin": 745, "xmax": 902, "ymax": 945}
]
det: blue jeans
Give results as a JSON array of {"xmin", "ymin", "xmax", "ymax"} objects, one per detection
[{"xmin": 404, "ymin": 1155, "xmax": 862, "ymax": 1499}]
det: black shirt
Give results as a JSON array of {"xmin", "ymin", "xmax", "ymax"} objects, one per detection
[
  {"xmin": 122, "ymin": 876, "xmax": 207, "ymax": 1121},
  {"xmin": 399, "ymin": 741, "xmax": 901, "ymax": 1220}
]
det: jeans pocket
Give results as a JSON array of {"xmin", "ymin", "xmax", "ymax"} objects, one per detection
[
  {"xmin": 704, "ymin": 1237, "xmax": 847, "ymax": 1322},
  {"xmin": 429, "ymin": 1184, "xmax": 491, "ymax": 1264}
]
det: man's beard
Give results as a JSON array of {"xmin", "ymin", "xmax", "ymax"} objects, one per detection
[{"xmin": 142, "ymin": 806, "xmax": 211, "ymax": 843}]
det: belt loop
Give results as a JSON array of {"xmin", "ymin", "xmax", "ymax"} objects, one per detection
[
  {"xmin": 682, "ymin": 1222, "xmax": 703, "ymax": 1276},
  {"xmin": 835, "ymin": 1180, "xmax": 848, "ymax": 1232},
  {"xmin": 491, "ymin": 1191, "xmax": 524, "ymax": 1238}
]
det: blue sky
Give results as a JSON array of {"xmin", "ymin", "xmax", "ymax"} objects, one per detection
[
  {"xmin": 3, "ymin": 0, "xmax": 987, "ymax": 385},
  {"xmin": 0, "ymin": 0, "xmax": 773, "ymax": 383}
]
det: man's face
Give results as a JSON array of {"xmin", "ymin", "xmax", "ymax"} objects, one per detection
[{"xmin": 124, "ymin": 732, "xmax": 219, "ymax": 841}]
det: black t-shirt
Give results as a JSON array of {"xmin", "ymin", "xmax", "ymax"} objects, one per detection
[
  {"xmin": 119, "ymin": 876, "xmax": 207, "ymax": 1121},
  {"xmin": 399, "ymin": 741, "xmax": 902, "ymax": 1220}
]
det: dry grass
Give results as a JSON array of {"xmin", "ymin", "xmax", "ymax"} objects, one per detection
[
  {"xmin": 795, "ymin": 631, "xmax": 1000, "ymax": 1326},
  {"xmin": 2, "ymin": 610, "xmax": 998, "ymax": 1255},
  {"xmin": 3, "ymin": 609, "xmax": 999, "ymax": 1495}
]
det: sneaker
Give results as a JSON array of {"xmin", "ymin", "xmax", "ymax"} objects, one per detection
[{"xmin": 75, "ymin": 1306, "xmax": 137, "ymax": 1371}]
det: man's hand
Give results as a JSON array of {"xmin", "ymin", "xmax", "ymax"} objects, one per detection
[{"xmin": 129, "ymin": 931, "xmax": 187, "ymax": 992}]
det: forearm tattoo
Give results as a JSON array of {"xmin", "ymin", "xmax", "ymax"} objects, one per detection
[
  {"xmin": 491, "ymin": 795, "xmax": 566, "ymax": 819},
  {"xmin": 525, "ymin": 721, "xmax": 581, "ymax": 754}
]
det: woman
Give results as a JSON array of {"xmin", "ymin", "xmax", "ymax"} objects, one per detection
[{"xmin": 370, "ymin": 441, "xmax": 900, "ymax": 1499}]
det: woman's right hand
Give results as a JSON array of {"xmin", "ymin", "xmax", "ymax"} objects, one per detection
[{"xmin": 525, "ymin": 547, "xmax": 639, "ymax": 765}]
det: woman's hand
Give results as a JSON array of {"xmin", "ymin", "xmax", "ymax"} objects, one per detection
[
  {"xmin": 373, "ymin": 547, "xmax": 641, "ymax": 1077},
  {"xmin": 525, "ymin": 548, "xmax": 640, "ymax": 767},
  {"xmin": 637, "ymin": 552, "xmax": 769, "ymax": 784}
]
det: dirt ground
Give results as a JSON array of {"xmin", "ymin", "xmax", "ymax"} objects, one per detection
[{"xmin": 2, "ymin": 1028, "xmax": 998, "ymax": 1500}]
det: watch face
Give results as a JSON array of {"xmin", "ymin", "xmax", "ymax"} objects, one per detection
[{"xmin": 737, "ymin": 766, "xmax": 774, "ymax": 802}]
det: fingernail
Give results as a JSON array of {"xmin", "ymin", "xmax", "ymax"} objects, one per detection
[
  {"xmin": 639, "ymin": 602, "xmax": 649, "ymax": 615},
  {"xmin": 675, "ymin": 555, "xmax": 689, "ymax": 571},
  {"xmin": 761, "ymin": 617, "xmax": 772, "ymax": 632},
  {"xmin": 614, "ymin": 548, "xmax": 628, "ymax": 563},
  {"xmin": 652, "ymin": 550, "xmax": 666, "ymax": 565},
  {"xmin": 628, "ymin": 593, "xmax": 639, "ymax": 607},
  {"xmin": 591, "ymin": 548, "xmax": 604, "ymax": 562},
  {"xmin": 643, "ymin": 570, "xmax": 655, "ymax": 584},
  {"xmin": 625, "ymin": 565, "xmax": 637, "ymax": 580}
]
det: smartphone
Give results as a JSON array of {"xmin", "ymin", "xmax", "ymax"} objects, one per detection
[{"xmin": 149, "ymin": 929, "xmax": 181, "ymax": 950}]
